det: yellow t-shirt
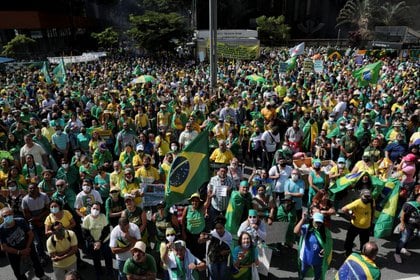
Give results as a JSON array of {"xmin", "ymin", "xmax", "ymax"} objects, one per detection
[
  {"xmin": 209, "ymin": 148, "xmax": 234, "ymax": 164},
  {"xmin": 353, "ymin": 161, "xmax": 379, "ymax": 176},
  {"xmin": 345, "ymin": 198, "xmax": 373, "ymax": 229},
  {"xmin": 155, "ymin": 135, "xmax": 170, "ymax": 156},
  {"xmin": 135, "ymin": 167, "xmax": 160, "ymax": 183},
  {"xmin": 135, "ymin": 113, "xmax": 149, "ymax": 128},
  {"xmin": 44, "ymin": 210, "xmax": 74, "ymax": 229},
  {"xmin": 46, "ymin": 230, "xmax": 78, "ymax": 268},
  {"xmin": 82, "ymin": 213, "xmax": 109, "ymax": 241}
]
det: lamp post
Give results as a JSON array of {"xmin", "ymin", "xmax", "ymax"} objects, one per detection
[{"xmin": 209, "ymin": 0, "xmax": 217, "ymax": 92}]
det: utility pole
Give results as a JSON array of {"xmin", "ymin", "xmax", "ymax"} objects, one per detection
[{"xmin": 209, "ymin": 0, "xmax": 217, "ymax": 92}]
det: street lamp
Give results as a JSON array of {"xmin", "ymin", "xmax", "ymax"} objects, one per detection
[{"xmin": 209, "ymin": 0, "xmax": 217, "ymax": 92}]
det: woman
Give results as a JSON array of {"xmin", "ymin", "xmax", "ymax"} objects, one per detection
[
  {"xmin": 276, "ymin": 196, "xmax": 297, "ymax": 247},
  {"xmin": 5, "ymin": 133, "xmax": 21, "ymax": 163},
  {"xmin": 198, "ymin": 216, "xmax": 232, "ymax": 280},
  {"xmin": 119, "ymin": 143, "xmax": 136, "ymax": 168},
  {"xmin": 252, "ymin": 185, "xmax": 275, "ymax": 225},
  {"xmin": 397, "ymin": 153, "xmax": 417, "ymax": 199},
  {"xmin": 308, "ymin": 160, "xmax": 328, "ymax": 207},
  {"xmin": 237, "ymin": 209, "xmax": 267, "ymax": 244},
  {"xmin": 227, "ymin": 158, "xmax": 243, "ymax": 189},
  {"xmin": 22, "ymin": 154, "xmax": 43, "ymax": 185},
  {"xmin": 79, "ymin": 155, "xmax": 98, "ymax": 180},
  {"xmin": 138, "ymin": 132, "xmax": 154, "ymax": 157},
  {"xmin": 7, "ymin": 165, "xmax": 27, "ymax": 191},
  {"xmin": 232, "ymin": 231, "xmax": 259, "ymax": 280},
  {"xmin": 89, "ymin": 131, "xmax": 101, "ymax": 154},
  {"xmin": 44, "ymin": 200, "xmax": 76, "ymax": 236},
  {"xmin": 181, "ymin": 193, "xmax": 206, "ymax": 260},
  {"xmin": 159, "ymin": 227, "xmax": 178, "ymax": 280},
  {"xmin": 310, "ymin": 190, "xmax": 336, "ymax": 229},
  {"xmin": 226, "ymin": 128, "xmax": 240, "ymax": 158},
  {"xmin": 0, "ymin": 158, "xmax": 11, "ymax": 189},
  {"xmin": 94, "ymin": 166, "xmax": 110, "ymax": 202},
  {"xmin": 37, "ymin": 169, "xmax": 56, "ymax": 197},
  {"xmin": 82, "ymin": 202, "xmax": 114, "ymax": 279},
  {"xmin": 351, "ymin": 152, "xmax": 379, "ymax": 176}
]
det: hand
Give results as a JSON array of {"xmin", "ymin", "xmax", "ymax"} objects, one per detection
[
  {"xmin": 301, "ymin": 212, "xmax": 307, "ymax": 221},
  {"xmin": 188, "ymin": 263, "xmax": 197, "ymax": 270},
  {"xmin": 94, "ymin": 241, "xmax": 101, "ymax": 250},
  {"xmin": 238, "ymin": 252, "xmax": 244, "ymax": 261},
  {"xmin": 400, "ymin": 223, "xmax": 405, "ymax": 232},
  {"xmin": 20, "ymin": 247, "xmax": 31, "ymax": 256},
  {"xmin": 252, "ymin": 223, "xmax": 259, "ymax": 229},
  {"xmin": 207, "ymin": 189, "xmax": 214, "ymax": 198}
]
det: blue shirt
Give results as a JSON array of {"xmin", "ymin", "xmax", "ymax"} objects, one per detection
[
  {"xmin": 301, "ymin": 224, "xmax": 323, "ymax": 266},
  {"xmin": 284, "ymin": 179, "xmax": 305, "ymax": 210}
]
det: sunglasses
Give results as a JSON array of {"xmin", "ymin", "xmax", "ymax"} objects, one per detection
[
  {"xmin": 166, "ymin": 233, "xmax": 175, "ymax": 236},
  {"xmin": 249, "ymin": 216, "xmax": 257, "ymax": 218}
]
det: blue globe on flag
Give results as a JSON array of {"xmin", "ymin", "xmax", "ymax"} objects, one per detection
[{"xmin": 362, "ymin": 70, "xmax": 372, "ymax": 81}]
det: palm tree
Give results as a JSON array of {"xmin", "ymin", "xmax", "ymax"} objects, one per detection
[
  {"xmin": 373, "ymin": 1, "xmax": 411, "ymax": 26},
  {"xmin": 336, "ymin": 0, "xmax": 374, "ymax": 40}
]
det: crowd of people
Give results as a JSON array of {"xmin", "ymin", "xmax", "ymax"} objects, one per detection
[{"xmin": 0, "ymin": 47, "xmax": 419, "ymax": 280}]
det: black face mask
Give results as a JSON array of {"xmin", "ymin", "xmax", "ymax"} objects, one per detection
[
  {"xmin": 280, "ymin": 163, "xmax": 286, "ymax": 167},
  {"xmin": 361, "ymin": 197, "xmax": 372, "ymax": 204}
]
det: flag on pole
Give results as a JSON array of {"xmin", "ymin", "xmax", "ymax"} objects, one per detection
[
  {"xmin": 352, "ymin": 61, "xmax": 382, "ymax": 87},
  {"xmin": 286, "ymin": 56, "xmax": 297, "ymax": 71},
  {"xmin": 132, "ymin": 65, "xmax": 142, "ymax": 76},
  {"xmin": 41, "ymin": 61, "xmax": 51, "ymax": 84},
  {"xmin": 374, "ymin": 178, "xmax": 400, "ymax": 238},
  {"xmin": 289, "ymin": 42, "xmax": 305, "ymax": 57},
  {"xmin": 52, "ymin": 59, "xmax": 66, "ymax": 85},
  {"xmin": 164, "ymin": 129, "xmax": 210, "ymax": 206}
]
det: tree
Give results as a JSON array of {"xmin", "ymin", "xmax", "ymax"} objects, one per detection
[
  {"xmin": 1, "ymin": 34, "xmax": 36, "ymax": 58},
  {"xmin": 91, "ymin": 27, "xmax": 120, "ymax": 49},
  {"xmin": 126, "ymin": 11, "xmax": 191, "ymax": 52},
  {"xmin": 137, "ymin": 0, "xmax": 190, "ymax": 14},
  {"xmin": 256, "ymin": 15, "xmax": 291, "ymax": 46},
  {"xmin": 372, "ymin": 1, "xmax": 411, "ymax": 26}
]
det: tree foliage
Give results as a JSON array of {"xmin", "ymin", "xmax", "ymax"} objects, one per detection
[
  {"xmin": 91, "ymin": 27, "xmax": 119, "ymax": 49},
  {"xmin": 372, "ymin": 1, "xmax": 411, "ymax": 26},
  {"xmin": 137, "ymin": 0, "xmax": 190, "ymax": 13},
  {"xmin": 127, "ymin": 11, "xmax": 191, "ymax": 52},
  {"xmin": 256, "ymin": 15, "xmax": 291, "ymax": 46},
  {"xmin": 1, "ymin": 34, "xmax": 36, "ymax": 58}
]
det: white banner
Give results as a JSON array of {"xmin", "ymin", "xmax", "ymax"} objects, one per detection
[
  {"xmin": 47, "ymin": 52, "xmax": 107, "ymax": 64},
  {"xmin": 314, "ymin": 60, "xmax": 324, "ymax": 74}
]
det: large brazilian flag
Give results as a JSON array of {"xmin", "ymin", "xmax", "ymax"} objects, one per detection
[
  {"xmin": 374, "ymin": 178, "xmax": 400, "ymax": 238},
  {"xmin": 164, "ymin": 129, "xmax": 210, "ymax": 206},
  {"xmin": 336, "ymin": 253, "xmax": 381, "ymax": 280}
]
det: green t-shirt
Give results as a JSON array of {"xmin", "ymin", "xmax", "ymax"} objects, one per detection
[{"xmin": 123, "ymin": 255, "xmax": 157, "ymax": 276}]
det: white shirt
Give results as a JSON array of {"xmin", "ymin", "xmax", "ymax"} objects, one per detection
[
  {"xmin": 268, "ymin": 164, "xmax": 293, "ymax": 193},
  {"xmin": 109, "ymin": 223, "xmax": 141, "ymax": 261},
  {"xmin": 261, "ymin": 130, "xmax": 280, "ymax": 152},
  {"xmin": 20, "ymin": 143, "xmax": 46, "ymax": 165}
]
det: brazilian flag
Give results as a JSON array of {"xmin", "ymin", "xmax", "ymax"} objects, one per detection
[
  {"xmin": 336, "ymin": 253, "xmax": 381, "ymax": 280},
  {"xmin": 374, "ymin": 178, "xmax": 400, "ymax": 238},
  {"xmin": 352, "ymin": 61, "xmax": 382, "ymax": 87},
  {"xmin": 165, "ymin": 129, "xmax": 210, "ymax": 206},
  {"xmin": 41, "ymin": 61, "xmax": 52, "ymax": 84},
  {"xmin": 52, "ymin": 59, "xmax": 66, "ymax": 85}
]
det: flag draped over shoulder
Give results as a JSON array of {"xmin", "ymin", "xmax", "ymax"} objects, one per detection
[
  {"xmin": 164, "ymin": 129, "xmax": 209, "ymax": 206},
  {"xmin": 374, "ymin": 178, "xmax": 400, "ymax": 238},
  {"xmin": 335, "ymin": 253, "xmax": 381, "ymax": 280},
  {"xmin": 352, "ymin": 61, "xmax": 382, "ymax": 87},
  {"xmin": 52, "ymin": 59, "xmax": 66, "ymax": 85},
  {"xmin": 302, "ymin": 119, "xmax": 318, "ymax": 152},
  {"xmin": 289, "ymin": 42, "xmax": 305, "ymax": 57},
  {"xmin": 41, "ymin": 62, "xmax": 51, "ymax": 84}
]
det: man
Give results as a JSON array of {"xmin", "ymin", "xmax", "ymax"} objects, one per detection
[
  {"xmin": 123, "ymin": 241, "xmax": 157, "ymax": 280},
  {"xmin": 56, "ymin": 157, "xmax": 80, "ymax": 193},
  {"xmin": 394, "ymin": 186, "xmax": 420, "ymax": 263},
  {"xmin": 110, "ymin": 217, "xmax": 142, "ymax": 280},
  {"xmin": 285, "ymin": 120, "xmax": 304, "ymax": 153},
  {"xmin": 0, "ymin": 207, "xmax": 50, "ymax": 280},
  {"xmin": 93, "ymin": 142, "xmax": 113, "ymax": 170},
  {"xmin": 261, "ymin": 125, "xmax": 281, "ymax": 170},
  {"xmin": 51, "ymin": 125, "xmax": 70, "ymax": 162},
  {"xmin": 276, "ymin": 195, "xmax": 297, "ymax": 247},
  {"xmin": 336, "ymin": 241, "xmax": 381, "ymax": 280},
  {"xmin": 21, "ymin": 183, "xmax": 50, "ymax": 265},
  {"xmin": 20, "ymin": 134, "xmax": 49, "ymax": 168},
  {"xmin": 340, "ymin": 127, "xmax": 359, "ymax": 169},
  {"xmin": 384, "ymin": 132, "xmax": 408, "ymax": 163},
  {"xmin": 284, "ymin": 169, "xmax": 305, "ymax": 218},
  {"xmin": 341, "ymin": 189, "xmax": 374, "ymax": 257},
  {"xmin": 225, "ymin": 180, "xmax": 253, "ymax": 243},
  {"xmin": 51, "ymin": 179, "xmax": 77, "ymax": 212},
  {"xmin": 74, "ymin": 179, "xmax": 103, "ymax": 218},
  {"xmin": 116, "ymin": 122, "xmax": 138, "ymax": 155},
  {"xmin": 46, "ymin": 221, "xmax": 78, "ymax": 280},
  {"xmin": 209, "ymin": 140, "xmax": 234, "ymax": 164},
  {"xmin": 135, "ymin": 155, "xmax": 160, "ymax": 184},
  {"xmin": 269, "ymin": 156, "xmax": 293, "ymax": 204},
  {"xmin": 205, "ymin": 165, "xmax": 235, "ymax": 224},
  {"xmin": 178, "ymin": 121, "xmax": 198, "ymax": 149},
  {"xmin": 162, "ymin": 240, "xmax": 206, "ymax": 280},
  {"xmin": 120, "ymin": 168, "xmax": 143, "ymax": 206},
  {"xmin": 110, "ymin": 161, "xmax": 124, "ymax": 189}
]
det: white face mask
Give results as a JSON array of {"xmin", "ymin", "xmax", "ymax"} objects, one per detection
[
  {"xmin": 249, "ymin": 217, "xmax": 257, "ymax": 224},
  {"xmin": 91, "ymin": 209, "xmax": 100, "ymax": 216},
  {"xmin": 62, "ymin": 164, "xmax": 69, "ymax": 169},
  {"xmin": 291, "ymin": 174, "xmax": 299, "ymax": 181},
  {"xmin": 75, "ymin": 152, "xmax": 81, "ymax": 157},
  {"xmin": 282, "ymin": 146, "xmax": 288, "ymax": 150},
  {"xmin": 338, "ymin": 163, "xmax": 345, "ymax": 168},
  {"xmin": 171, "ymin": 145, "xmax": 178, "ymax": 151},
  {"xmin": 166, "ymin": 235, "xmax": 176, "ymax": 243},
  {"xmin": 83, "ymin": 185, "xmax": 91, "ymax": 192},
  {"xmin": 9, "ymin": 186, "xmax": 17, "ymax": 192},
  {"xmin": 329, "ymin": 117, "xmax": 334, "ymax": 122}
]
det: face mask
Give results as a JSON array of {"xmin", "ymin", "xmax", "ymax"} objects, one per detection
[
  {"xmin": 144, "ymin": 163, "xmax": 150, "ymax": 168},
  {"xmin": 329, "ymin": 117, "xmax": 334, "ymax": 122},
  {"xmin": 55, "ymin": 228, "xmax": 65, "ymax": 239},
  {"xmin": 166, "ymin": 235, "xmax": 176, "ymax": 243},
  {"xmin": 242, "ymin": 243, "xmax": 250, "ymax": 249},
  {"xmin": 3, "ymin": 215, "xmax": 13, "ymax": 225},
  {"xmin": 83, "ymin": 185, "xmax": 91, "ymax": 192},
  {"xmin": 62, "ymin": 164, "xmax": 69, "ymax": 169},
  {"xmin": 50, "ymin": 207, "xmax": 59, "ymax": 214},
  {"xmin": 361, "ymin": 197, "xmax": 372, "ymax": 204},
  {"xmin": 282, "ymin": 146, "xmax": 288, "ymax": 150},
  {"xmin": 340, "ymin": 125, "xmax": 345, "ymax": 129},
  {"xmin": 75, "ymin": 152, "xmax": 81, "ymax": 157},
  {"xmin": 8, "ymin": 186, "xmax": 17, "ymax": 192},
  {"xmin": 91, "ymin": 209, "xmax": 100, "ymax": 216},
  {"xmin": 171, "ymin": 146, "xmax": 178, "ymax": 151},
  {"xmin": 291, "ymin": 175, "xmax": 299, "ymax": 181},
  {"xmin": 338, "ymin": 163, "xmax": 345, "ymax": 168},
  {"xmin": 249, "ymin": 217, "xmax": 257, "ymax": 224}
]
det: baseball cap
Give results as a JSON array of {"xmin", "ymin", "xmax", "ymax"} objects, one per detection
[
  {"xmin": 313, "ymin": 212, "xmax": 324, "ymax": 223},
  {"xmin": 337, "ymin": 157, "xmax": 346, "ymax": 163},
  {"xmin": 131, "ymin": 241, "xmax": 146, "ymax": 253}
]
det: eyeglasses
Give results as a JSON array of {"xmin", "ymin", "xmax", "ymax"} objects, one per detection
[{"xmin": 249, "ymin": 216, "xmax": 257, "ymax": 218}]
